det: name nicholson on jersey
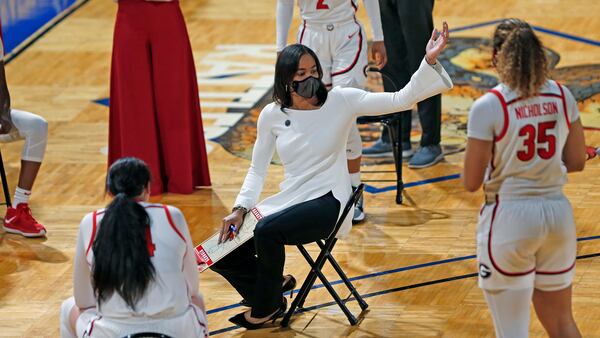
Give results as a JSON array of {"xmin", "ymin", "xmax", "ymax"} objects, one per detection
[{"xmin": 515, "ymin": 101, "xmax": 559, "ymax": 120}]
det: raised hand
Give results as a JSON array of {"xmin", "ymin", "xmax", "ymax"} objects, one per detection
[{"xmin": 425, "ymin": 21, "xmax": 449, "ymax": 65}]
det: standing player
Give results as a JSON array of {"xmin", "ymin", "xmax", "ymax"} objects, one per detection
[
  {"xmin": 60, "ymin": 158, "xmax": 208, "ymax": 338},
  {"xmin": 463, "ymin": 19, "xmax": 584, "ymax": 338},
  {"xmin": 276, "ymin": 0, "xmax": 387, "ymax": 223},
  {"xmin": 0, "ymin": 21, "xmax": 48, "ymax": 237}
]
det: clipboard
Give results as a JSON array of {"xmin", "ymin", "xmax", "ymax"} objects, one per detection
[{"xmin": 195, "ymin": 208, "xmax": 263, "ymax": 272}]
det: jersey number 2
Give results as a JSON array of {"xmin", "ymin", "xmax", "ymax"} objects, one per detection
[
  {"xmin": 316, "ymin": 0, "xmax": 329, "ymax": 9},
  {"xmin": 517, "ymin": 121, "xmax": 556, "ymax": 161}
]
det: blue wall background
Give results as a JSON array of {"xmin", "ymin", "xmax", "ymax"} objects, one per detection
[{"xmin": 1, "ymin": 0, "xmax": 81, "ymax": 58}]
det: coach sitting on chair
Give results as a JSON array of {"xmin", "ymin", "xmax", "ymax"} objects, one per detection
[{"xmin": 210, "ymin": 22, "xmax": 453, "ymax": 330}]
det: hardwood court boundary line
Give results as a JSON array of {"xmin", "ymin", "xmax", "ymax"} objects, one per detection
[
  {"xmin": 209, "ymin": 250, "xmax": 600, "ymax": 335},
  {"xmin": 206, "ymin": 235, "xmax": 600, "ymax": 316}
]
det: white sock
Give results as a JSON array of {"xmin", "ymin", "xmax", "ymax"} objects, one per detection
[
  {"xmin": 350, "ymin": 172, "xmax": 361, "ymax": 187},
  {"xmin": 13, "ymin": 187, "xmax": 31, "ymax": 207}
]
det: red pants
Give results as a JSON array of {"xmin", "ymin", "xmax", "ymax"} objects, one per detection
[{"xmin": 109, "ymin": 0, "xmax": 211, "ymax": 195}]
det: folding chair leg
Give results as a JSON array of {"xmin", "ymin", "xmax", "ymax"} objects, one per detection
[
  {"xmin": 295, "ymin": 249, "xmax": 319, "ymax": 309},
  {"xmin": 384, "ymin": 119, "xmax": 403, "ymax": 205},
  {"xmin": 281, "ymin": 246, "xmax": 323, "ymax": 327},
  {"xmin": 317, "ymin": 241, "xmax": 368, "ymax": 311},
  {"xmin": 0, "ymin": 150, "xmax": 11, "ymax": 208},
  {"xmin": 281, "ymin": 272, "xmax": 312, "ymax": 326},
  {"xmin": 312, "ymin": 264, "xmax": 358, "ymax": 325}
]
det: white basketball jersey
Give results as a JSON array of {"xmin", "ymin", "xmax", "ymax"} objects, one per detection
[
  {"xmin": 298, "ymin": 0, "xmax": 359, "ymax": 24},
  {"xmin": 79, "ymin": 203, "xmax": 198, "ymax": 319},
  {"xmin": 470, "ymin": 80, "xmax": 579, "ymax": 200}
]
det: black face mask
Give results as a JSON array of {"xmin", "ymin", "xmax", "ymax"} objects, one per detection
[{"xmin": 292, "ymin": 76, "xmax": 325, "ymax": 98}]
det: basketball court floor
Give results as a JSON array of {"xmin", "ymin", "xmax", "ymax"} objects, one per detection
[{"xmin": 0, "ymin": 0, "xmax": 599, "ymax": 336}]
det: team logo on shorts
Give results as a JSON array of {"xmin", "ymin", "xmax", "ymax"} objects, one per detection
[{"xmin": 479, "ymin": 263, "xmax": 492, "ymax": 279}]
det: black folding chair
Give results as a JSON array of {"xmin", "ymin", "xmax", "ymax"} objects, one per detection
[
  {"xmin": 357, "ymin": 114, "xmax": 404, "ymax": 204},
  {"xmin": 281, "ymin": 184, "xmax": 368, "ymax": 327},
  {"xmin": 357, "ymin": 66, "xmax": 404, "ymax": 204},
  {"xmin": 0, "ymin": 149, "xmax": 11, "ymax": 207}
]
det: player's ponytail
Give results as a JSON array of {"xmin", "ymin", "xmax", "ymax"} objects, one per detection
[
  {"xmin": 92, "ymin": 157, "xmax": 155, "ymax": 310},
  {"xmin": 493, "ymin": 18, "xmax": 548, "ymax": 98}
]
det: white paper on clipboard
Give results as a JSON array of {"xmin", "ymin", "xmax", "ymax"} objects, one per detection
[{"xmin": 195, "ymin": 208, "xmax": 263, "ymax": 272}]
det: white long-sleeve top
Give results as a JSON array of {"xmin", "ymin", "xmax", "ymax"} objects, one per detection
[
  {"xmin": 73, "ymin": 203, "xmax": 202, "ymax": 320},
  {"xmin": 234, "ymin": 59, "xmax": 453, "ymax": 237},
  {"xmin": 276, "ymin": 0, "xmax": 384, "ymax": 51}
]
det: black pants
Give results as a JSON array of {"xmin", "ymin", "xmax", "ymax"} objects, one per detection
[
  {"xmin": 379, "ymin": 0, "xmax": 441, "ymax": 147},
  {"xmin": 210, "ymin": 191, "xmax": 341, "ymax": 317}
]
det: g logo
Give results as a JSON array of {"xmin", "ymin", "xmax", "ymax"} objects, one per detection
[{"xmin": 479, "ymin": 263, "xmax": 492, "ymax": 279}]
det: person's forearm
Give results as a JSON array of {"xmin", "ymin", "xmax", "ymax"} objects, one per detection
[
  {"xmin": 276, "ymin": 0, "xmax": 295, "ymax": 51},
  {"xmin": 363, "ymin": 0, "xmax": 384, "ymax": 41}
]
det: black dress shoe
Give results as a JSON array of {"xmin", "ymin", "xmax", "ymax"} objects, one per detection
[
  {"xmin": 229, "ymin": 298, "xmax": 287, "ymax": 330},
  {"xmin": 239, "ymin": 274, "xmax": 296, "ymax": 307}
]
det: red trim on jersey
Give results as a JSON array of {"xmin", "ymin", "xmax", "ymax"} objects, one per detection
[
  {"xmin": 487, "ymin": 195, "xmax": 536, "ymax": 277},
  {"xmin": 350, "ymin": 0, "xmax": 358, "ymax": 12},
  {"xmin": 331, "ymin": 19, "xmax": 362, "ymax": 77},
  {"xmin": 85, "ymin": 315, "xmax": 102, "ymax": 336},
  {"xmin": 505, "ymin": 93, "xmax": 563, "ymax": 106},
  {"xmin": 299, "ymin": 20, "xmax": 307, "ymax": 44},
  {"xmin": 163, "ymin": 205, "xmax": 186, "ymax": 243},
  {"xmin": 86, "ymin": 211, "xmax": 98, "ymax": 256},
  {"xmin": 489, "ymin": 89, "xmax": 509, "ymax": 142},
  {"xmin": 556, "ymin": 81, "xmax": 571, "ymax": 129}
]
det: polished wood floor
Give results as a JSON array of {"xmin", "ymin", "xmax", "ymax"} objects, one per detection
[{"xmin": 1, "ymin": 0, "xmax": 600, "ymax": 337}]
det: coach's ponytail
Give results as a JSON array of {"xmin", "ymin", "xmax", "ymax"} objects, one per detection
[
  {"xmin": 92, "ymin": 157, "xmax": 155, "ymax": 310},
  {"xmin": 493, "ymin": 18, "xmax": 548, "ymax": 98}
]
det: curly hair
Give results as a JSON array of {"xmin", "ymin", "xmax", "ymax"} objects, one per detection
[{"xmin": 493, "ymin": 18, "xmax": 548, "ymax": 98}]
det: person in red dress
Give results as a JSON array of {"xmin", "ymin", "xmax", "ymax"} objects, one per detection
[{"xmin": 109, "ymin": 0, "xmax": 211, "ymax": 195}]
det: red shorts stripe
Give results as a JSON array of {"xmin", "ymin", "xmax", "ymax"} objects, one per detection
[
  {"xmin": 487, "ymin": 195, "xmax": 536, "ymax": 277},
  {"xmin": 299, "ymin": 20, "xmax": 307, "ymax": 44},
  {"xmin": 536, "ymin": 260, "xmax": 576, "ymax": 275},
  {"xmin": 331, "ymin": 19, "xmax": 362, "ymax": 77}
]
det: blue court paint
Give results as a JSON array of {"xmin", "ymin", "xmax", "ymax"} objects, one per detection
[
  {"xmin": 365, "ymin": 173, "xmax": 461, "ymax": 194},
  {"xmin": 447, "ymin": 18, "xmax": 600, "ymax": 48},
  {"xmin": 209, "ymin": 252, "xmax": 600, "ymax": 335},
  {"xmin": 93, "ymin": 98, "xmax": 110, "ymax": 107},
  {"xmin": 448, "ymin": 19, "xmax": 504, "ymax": 33},
  {"xmin": 1, "ymin": 0, "xmax": 88, "ymax": 62},
  {"xmin": 531, "ymin": 25, "xmax": 600, "ymax": 48}
]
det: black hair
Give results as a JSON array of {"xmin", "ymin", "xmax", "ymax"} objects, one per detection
[
  {"xmin": 92, "ymin": 157, "xmax": 155, "ymax": 310},
  {"xmin": 272, "ymin": 44, "xmax": 328, "ymax": 110}
]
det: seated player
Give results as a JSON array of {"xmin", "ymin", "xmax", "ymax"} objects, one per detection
[
  {"xmin": 0, "ymin": 25, "xmax": 48, "ymax": 237},
  {"xmin": 60, "ymin": 158, "xmax": 208, "ymax": 338}
]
